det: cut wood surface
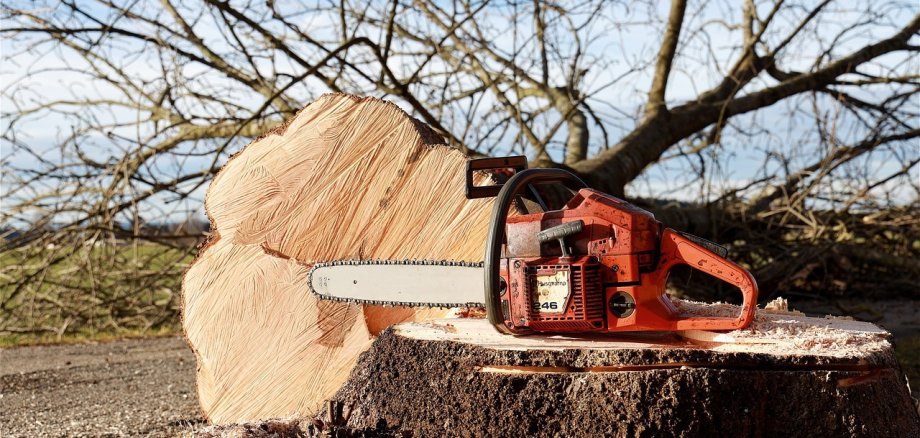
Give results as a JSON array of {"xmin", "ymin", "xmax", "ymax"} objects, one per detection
[
  {"xmin": 397, "ymin": 303, "xmax": 892, "ymax": 358},
  {"xmin": 328, "ymin": 303, "xmax": 920, "ymax": 437},
  {"xmin": 182, "ymin": 94, "xmax": 496, "ymax": 423}
]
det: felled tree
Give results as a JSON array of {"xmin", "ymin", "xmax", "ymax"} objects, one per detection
[{"xmin": 183, "ymin": 94, "xmax": 496, "ymax": 422}]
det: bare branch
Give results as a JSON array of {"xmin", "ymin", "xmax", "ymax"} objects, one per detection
[{"xmin": 646, "ymin": 0, "xmax": 687, "ymax": 117}]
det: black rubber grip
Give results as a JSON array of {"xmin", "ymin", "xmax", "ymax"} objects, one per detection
[
  {"xmin": 675, "ymin": 230, "xmax": 729, "ymax": 258},
  {"xmin": 537, "ymin": 220, "xmax": 584, "ymax": 244}
]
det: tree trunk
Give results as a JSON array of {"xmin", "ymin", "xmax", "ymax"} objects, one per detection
[
  {"xmin": 182, "ymin": 94, "xmax": 497, "ymax": 424},
  {"xmin": 326, "ymin": 304, "xmax": 919, "ymax": 437}
]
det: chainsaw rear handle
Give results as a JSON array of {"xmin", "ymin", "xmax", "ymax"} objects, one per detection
[
  {"xmin": 484, "ymin": 168, "xmax": 587, "ymax": 334},
  {"xmin": 657, "ymin": 228, "xmax": 758, "ymax": 330}
]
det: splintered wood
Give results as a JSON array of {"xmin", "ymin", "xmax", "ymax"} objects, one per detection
[
  {"xmin": 674, "ymin": 299, "xmax": 891, "ymax": 355},
  {"xmin": 397, "ymin": 299, "xmax": 891, "ymax": 359},
  {"xmin": 182, "ymin": 94, "xmax": 495, "ymax": 423}
]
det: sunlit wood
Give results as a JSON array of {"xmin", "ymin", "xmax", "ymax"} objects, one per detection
[{"xmin": 183, "ymin": 94, "xmax": 495, "ymax": 423}]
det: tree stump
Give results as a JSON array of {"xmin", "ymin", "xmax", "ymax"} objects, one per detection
[{"xmin": 326, "ymin": 302, "xmax": 920, "ymax": 437}]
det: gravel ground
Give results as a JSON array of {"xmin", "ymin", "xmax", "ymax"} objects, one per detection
[{"xmin": 0, "ymin": 336, "xmax": 203, "ymax": 437}]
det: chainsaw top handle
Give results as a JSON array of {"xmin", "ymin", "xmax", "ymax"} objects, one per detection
[
  {"xmin": 483, "ymin": 168, "xmax": 587, "ymax": 334},
  {"xmin": 654, "ymin": 229, "xmax": 758, "ymax": 331}
]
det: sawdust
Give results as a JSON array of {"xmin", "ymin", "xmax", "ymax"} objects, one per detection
[
  {"xmin": 191, "ymin": 417, "xmax": 406, "ymax": 438},
  {"xmin": 672, "ymin": 297, "xmax": 891, "ymax": 357},
  {"xmin": 762, "ymin": 297, "xmax": 802, "ymax": 315}
]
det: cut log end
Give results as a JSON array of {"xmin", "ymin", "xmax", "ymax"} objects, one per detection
[
  {"xmin": 326, "ymin": 311, "xmax": 919, "ymax": 437},
  {"xmin": 183, "ymin": 94, "xmax": 495, "ymax": 423}
]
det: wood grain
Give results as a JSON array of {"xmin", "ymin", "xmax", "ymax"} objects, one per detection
[{"xmin": 183, "ymin": 94, "xmax": 494, "ymax": 423}]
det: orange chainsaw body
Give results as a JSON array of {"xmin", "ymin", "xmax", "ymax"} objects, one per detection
[
  {"xmin": 496, "ymin": 188, "xmax": 757, "ymax": 334},
  {"xmin": 470, "ymin": 158, "xmax": 758, "ymax": 335}
]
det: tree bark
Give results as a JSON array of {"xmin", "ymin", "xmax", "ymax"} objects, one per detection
[{"xmin": 326, "ymin": 309, "xmax": 919, "ymax": 437}]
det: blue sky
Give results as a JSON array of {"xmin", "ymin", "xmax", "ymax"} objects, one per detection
[{"xmin": 1, "ymin": 0, "xmax": 917, "ymax": 225}]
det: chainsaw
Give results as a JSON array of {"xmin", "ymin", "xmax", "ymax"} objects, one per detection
[{"xmin": 309, "ymin": 156, "xmax": 758, "ymax": 335}]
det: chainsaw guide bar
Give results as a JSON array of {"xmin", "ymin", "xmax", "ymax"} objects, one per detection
[
  {"xmin": 308, "ymin": 159, "xmax": 758, "ymax": 334},
  {"xmin": 308, "ymin": 259, "xmax": 486, "ymax": 308}
]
